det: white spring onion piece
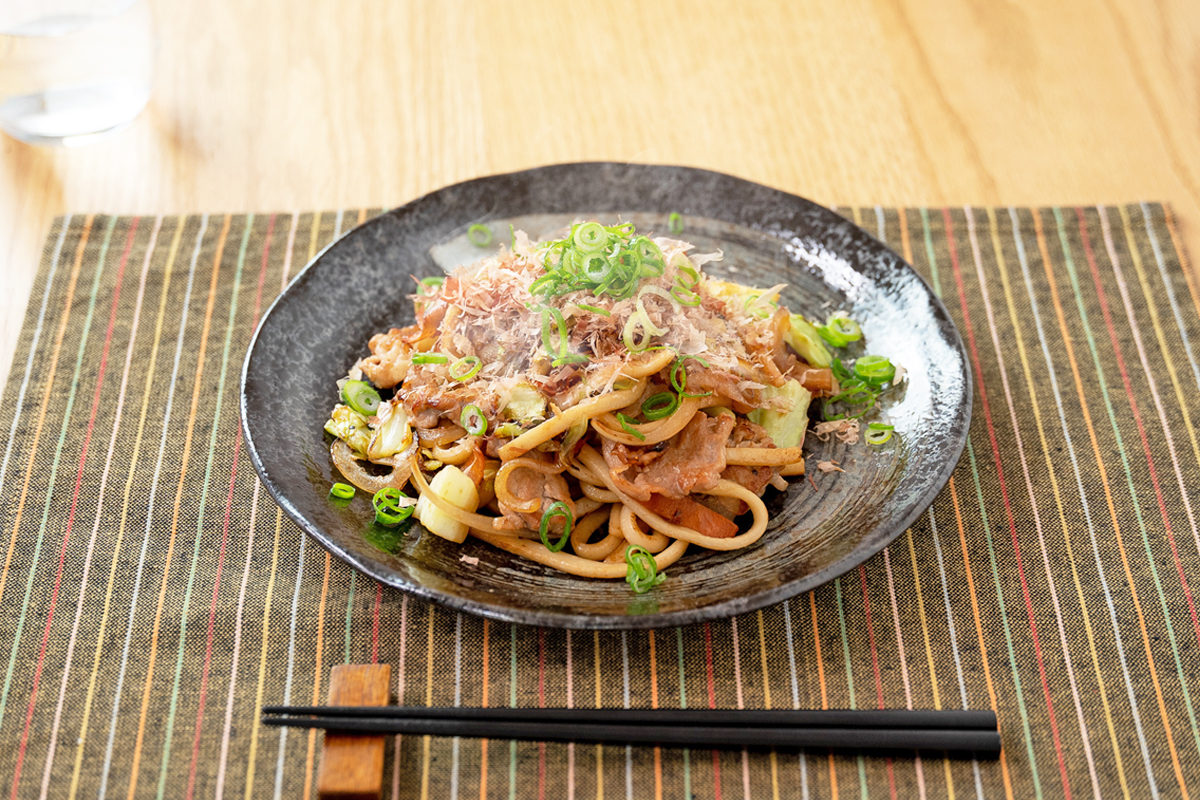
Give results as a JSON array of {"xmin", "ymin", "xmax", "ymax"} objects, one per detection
[
  {"xmin": 634, "ymin": 296, "xmax": 670, "ymax": 336},
  {"xmin": 414, "ymin": 465, "xmax": 479, "ymax": 544}
]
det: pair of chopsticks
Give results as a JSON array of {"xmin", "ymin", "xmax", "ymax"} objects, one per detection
[{"xmin": 261, "ymin": 705, "xmax": 1001, "ymax": 754}]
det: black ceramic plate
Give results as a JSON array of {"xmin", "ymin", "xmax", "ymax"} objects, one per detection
[{"xmin": 241, "ymin": 163, "xmax": 971, "ymax": 629}]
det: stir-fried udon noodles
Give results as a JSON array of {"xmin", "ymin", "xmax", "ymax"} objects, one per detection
[{"xmin": 324, "ymin": 221, "xmax": 891, "ymax": 591}]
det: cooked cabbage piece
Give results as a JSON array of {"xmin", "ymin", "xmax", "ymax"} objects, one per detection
[{"xmin": 749, "ymin": 379, "xmax": 813, "ymax": 449}]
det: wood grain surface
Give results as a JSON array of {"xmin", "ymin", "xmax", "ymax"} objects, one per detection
[
  {"xmin": 317, "ymin": 664, "xmax": 391, "ymax": 800},
  {"xmin": 2, "ymin": 0, "xmax": 1197, "ymax": 389}
]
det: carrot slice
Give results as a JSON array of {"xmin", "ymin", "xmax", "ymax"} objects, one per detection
[{"xmin": 643, "ymin": 493, "xmax": 740, "ymax": 539}]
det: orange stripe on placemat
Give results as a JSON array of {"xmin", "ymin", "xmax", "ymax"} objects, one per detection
[
  {"xmin": 755, "ymin": 611, "xmax": 781, "ymax": 800},
  {"xmin": 303, "ymin": 551, "xmax": 334, "ymax": 799},
  {"xmin": 1031, "ymin": 209, "xmax": 1190, "ymax": 798},
  {"xmin": 1115, "ymin": 205, "xmax": 1200, "ymax": 560},
  {"xmin": 39, "ymin": 216, "xmax": 162, "ymax": 800},
  {"xmin": 946, "ymin": 479, "xmax": 1015, "ymax": 800},
  {"xmin": 0, "ymin": 215, "xmax": 93, "ymax": 637},
  {"xmin": 216, "ymin": 213, "xmax": 286, "ymax": 797},
  {"xmin": 242, "ymin": 212, "xmax": 299, "ymax": 797},
  {"xmin": 1078, "ymin": 208, "xmax": 1200, "ymax": 649},
  {"xmin": 9, "ymin": 218, "xmax": 137, "ymax": 798},
  {"xmin": 989, "ymin": 207, "xmax": 1128, "ymax": 796},
  {"xmin": 479, "ymin": 617, "xmax": 489, "ymax": 800},
  {"xmin": 966, "ymin": 206, "xmax": 1102, "ymax": 794},
  {"xmin": 304, "ymin": 214, "xmax": 340, "ymax": 799},
  {"xmin": 807, "ymin": 592, "xmax": 837, "ymax": 800},
  {"xmin": 857, "ymin": 566, "xmax": 897, "ymax": 800},
  {"xmin": 943, "ymin": 207, "xmax": 1073, "ymax": 798},
  {"xmin": 186, "ymin": 213, "xmax": 277, "ymax": 800},
  {"xmin": 125, "ymin": 214, "xmax": 231, "ymax": 800},
  {"xmin": 68, "ymin": 218, "xmax": 184, "ymax": 800},
  {"xmin": 648, "ymin": 630, "xmax": 662, "ymax": 800}
]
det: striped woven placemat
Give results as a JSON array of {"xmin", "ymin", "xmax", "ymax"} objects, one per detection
[{"xmin": 1, "ymin": 205, "xmax": 1197, "ymax": 799}]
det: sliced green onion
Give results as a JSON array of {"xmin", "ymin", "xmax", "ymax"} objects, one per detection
[
  {"xmin": 467, "ymin": 224, "xmax": 493, "ymax": 247},
  {"xmin": 823, "ymin": 402, "xmax": 876, "ymax": 421},
  {"xmin": 632, "ymin": 237, "xmax": 665, "ymax": 276},
  {"xmin": 420, "ymin": 276, "xmax": 446, "ymax": 294},
  {"xmin": 329, "ymin": 482, "xmax": 356, "ymax": 500},
  {"xmin": 552, "ymin": 353, "xmax": 589, "ymax": 367},
  {"xmin": 831, "ymin": 357, "xmax": 855, "ymax": 383},
  {"xmin": 579, "ymin": 251, "xmax": 613, "ymax": 282},
  {"xmin": 669, "ymin": 355, "xmax": 712, "ymax": 397},
  {"xmin": 341, "ymin": 380, "xmax": 381, "ymax": 415},
  {"xmin": 668, "ymin": 212, "xmax": 683, "ymax": 235},
  {"xmin": 460, "ymin": 404, "xmax": 487, "ymax": 436},
  {"xmin": 449, "ymin": 356, "xmax": 482, "ymax": 382},
  {"xmin": 572, "ymin": 222, "xmax": 609, "ymax": 252},
  {"xmin": 616, "ymin": 412, "xmax": 646, "ymax": 441},
  {"xmin": 828, "ymin": 314, "xmax": 862, "ymax": 340},
  {"xmin": 676, "ymin": 264, "xmax": 699, "ymax": 288},
  {"xmin": 829, "ymin": 385, "xmax": 877, "ymax": 405},
  {"xmin": 540, "ymin": 306, "xmax": 569, "ymax": 358},
  {"xmin": 411, "ymin": 353, "xmax": 449, "ymax": 365},
  {"xmin": 622, "ymin": 315, "xmax": 650, "ymax": 353},
  {"xmin": 743, "ymin": 294, "xmax": 772, "ymax": 320},
  {"xmin": 539, "ymin": 500, "xmax": 573, "ymax": 552},
  {"xmin": 854, "ymin": 355, "xmax": 895, "ymax": 385},
  {"xmin": 816, "ymin": 313, "xmax": 862, "ymax": 347},
  {"xmin": 816, "ymin": 325, "xmax": 849, "ymax": 348},
  {"xmin": 865, "ymin": 427, "xmax": 894, "ymax": 445},
  {"xmin": 528, "ymin": 273, "xmax": 559, "ymax": 295},
  {"xmin": 638, "ymin": 259, "xmax": 665, "ymax": 279},
  {"xmin": 625, "ymin": 545, "xmax": 666, "ymax": 593},
  {"xmin": 577, "ymin": 303, "xmax": 611, "ymax": 316},
  {"xmin": 641, "ymin": 392, "xmax": 679, "ymax": 421},
  {"xmin": 529, "ymin": 222, "xmax": 668, "ymax": 303},
  {"xmin": 372, "ymin": 487, "xmax": 414, "ymax": 527},
  {"xmin": 868, "ymin": 422, "xmax": 895, "ymax": 430},
  {"xmin": 671, "ymin": 285, "xmax": 702, "ymax": 306}
]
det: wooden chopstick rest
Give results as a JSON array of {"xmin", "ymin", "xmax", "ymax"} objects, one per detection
[{"xmin": 317, "ymin": 664, "xmax": 391, "ymax": 800}]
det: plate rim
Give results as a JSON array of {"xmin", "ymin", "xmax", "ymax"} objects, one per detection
[{"xmin": 240, "ymin": 160, "xmax": 973, "ymax": 629}]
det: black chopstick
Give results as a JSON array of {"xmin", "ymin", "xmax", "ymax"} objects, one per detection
[
  {"xmin": 261, "ymin": 705, "xmax": 996, "ymax": 731},
  {"xmin": 258, "ymin": 715, "xmax": 1000, "ymax": 753}
]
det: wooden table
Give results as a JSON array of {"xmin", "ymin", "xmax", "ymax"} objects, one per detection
[{"xmin": 3, "ymin": 0, "xmax": 1197, "ymax": 390}]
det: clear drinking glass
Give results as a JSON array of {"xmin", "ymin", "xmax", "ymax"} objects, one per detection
[{"xmin": 0, "ymin": 0, "xmax": 154, "ymax": 147}]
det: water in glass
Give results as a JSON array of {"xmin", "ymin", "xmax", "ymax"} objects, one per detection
[{"xmin": 0, "ymin": 0, "xmax": 153, "ymax": 147}]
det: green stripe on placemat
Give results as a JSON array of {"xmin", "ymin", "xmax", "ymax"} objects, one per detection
[{"xmin": 0, "ymin": 205, "xmax": 1198, "ymax": 798}]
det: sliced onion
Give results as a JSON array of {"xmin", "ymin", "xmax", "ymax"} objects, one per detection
[{"xmin": 331, "ymin": 438, "xmax": 416, "ymax": 494}]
